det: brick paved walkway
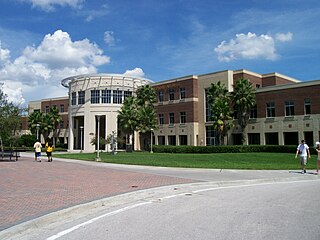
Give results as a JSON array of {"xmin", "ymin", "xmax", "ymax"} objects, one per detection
[{"xmin": 0, "ymin": 156, "xmax": 197, "ymax": 231}]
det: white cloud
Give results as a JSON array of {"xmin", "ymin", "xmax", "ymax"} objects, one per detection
[
  {"xmin": 0, "ymin": 47, "xmax": 11, "ymax": 64},
  {"xmin": 0, "ymin": 29, "xmax": 110, "ymax": 105},
  {"xmin": 214, "ymin": 32, "xmax": 278, "ymax": 62},
  {"xmin": 1, "ymin": 81, "xmax": 25, "ymax": 105},
  {"xmin": 123, "ymin": 68, "xmax": 145, "ymax": 78},
  {"xmin": 276, "ymin": 32, "xmax": 293, "ymax": 42},
  {"xmin": 104, "ymin": 31, "xmax": 115, "ymax": 46},
  {"xmin": 82, "ymin": 5, "xmax": 110, "ymax": 22},
  {"xmin": 20, "ymin": 0, "xmax": 84, "ymax": 11}
]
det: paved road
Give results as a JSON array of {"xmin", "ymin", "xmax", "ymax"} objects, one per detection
[
  {"xmin": 47, "ymin": 180, "xmax": 320, "ymax": 240},
  {"xmin": 0, "ymin": 152, "xmax": 319, "ymax": 239}
]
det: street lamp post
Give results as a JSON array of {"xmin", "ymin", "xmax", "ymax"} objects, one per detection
[
  {"xmin": 95, "ymin": 115, "xmax": 101, "ymax": 161},
  {"xmin": 80, "ymin": 126, "xmax": 84, "ymax": 151},
  {"xmin": 150, "ymin": 128, "xmax": 153, "ymax": 153},
  {"xmin": 36, "ymin": 123, "xmax": 40, "ymax": 140}
]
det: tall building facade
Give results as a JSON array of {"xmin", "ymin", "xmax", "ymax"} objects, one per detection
[{"xmin": 25, "ymin": 69, "xmax": 320, "ymax": 151}]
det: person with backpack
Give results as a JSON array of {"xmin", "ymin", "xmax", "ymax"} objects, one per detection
[
  {"xmin": 45, "ymin": 138, "xmax": 54, "ymax": 162},
  {"xmin": 295, "ymin": 139, "xmax": 311, "ymax": 174}
]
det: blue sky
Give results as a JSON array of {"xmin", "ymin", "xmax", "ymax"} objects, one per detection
[{"xmin": 0, "ymin": 0, "xmax": 320, "ymax": 105}]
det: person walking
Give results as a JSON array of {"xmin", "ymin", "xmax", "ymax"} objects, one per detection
[
  {"xmin": 45, "ymin": 138, "xmax": 54, "ymax": 162},
  {"xmin": 33, "ymin": 139, "xmax": 42, "ymax": 162},
  {"xmin": 295, "ymin": 140, "xmax": 311, "ymax": 174},
  {"xmin": 315, "ymin": 141, "xmax": 320, "ymax": 175}
]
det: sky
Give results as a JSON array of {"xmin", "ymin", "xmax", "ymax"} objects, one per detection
[{"xmin": 0, "ymin": 0, "xmax": 320, "ymax": 106}]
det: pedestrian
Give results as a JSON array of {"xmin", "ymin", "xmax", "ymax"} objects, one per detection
[
  {"xmin": 315, "ymin": 141, "xmax": 320, "ymax": 175},
  {"xmin": 45, "ymin": 138, "xmax": 54, "ymax": 162},
  {"xmin": 295, "ymin": 139, "xmax": 311, "ymax": 174},
  {"xmin": 33, "ymin": 139, "xmax": 42, "ymax": 162}
]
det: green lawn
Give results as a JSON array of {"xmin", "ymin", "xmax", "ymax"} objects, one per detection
[{"xmin": 56, "ymin": 152, "xmax": 318, "ymax": 170}]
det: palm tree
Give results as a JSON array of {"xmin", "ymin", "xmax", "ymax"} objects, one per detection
[
  {"xmin": 48, "ymin": 106, "xmax": 61, "ymax": 145},
  {"xmin": 41, "ymin": 113, "xmax": 55, "ymax": 141},
  {"xmin": 28, "ymin": 111, "xmax": 44, "ymax": 139},
  {"xmin": 117, "ymin": 85, "xmax": 158, "ymax": 151},
  {"xmin": 136, "ymin": 85, "xmax": 157, "ymax": 150},
  {"xmin": 117, "ymin": 96, "xmax": 139, "ymax": 150},
  {"xmin": 231, "ymin": 78, "xmax": 256, "ymax": 144},
  {"xmin": 207, "ymin": 81, "xmax": 233, "ymax": 145},
  {"xmin": 136, "ymin": 85, "xmax": 157, "ymax": 132},
  {"xmin": 28, "ymin": 106, "xmax": 61, "ymax": 143}
]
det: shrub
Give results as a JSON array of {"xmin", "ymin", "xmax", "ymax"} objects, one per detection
[{"xmin": 152, "ymin": 145, "xmax": 298, "ymax": 154}]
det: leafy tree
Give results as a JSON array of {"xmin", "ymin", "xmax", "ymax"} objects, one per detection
[
  {"xmin": 0, "ymin": 84, "xmax": 25, "ymax": 147},
  {"xmin": 231, "ymin": 78, "xmax": 256, "ymax": 144},
  {"xmin": 207, "ymin": 81, "xmax": 233, "ymax": 145}
]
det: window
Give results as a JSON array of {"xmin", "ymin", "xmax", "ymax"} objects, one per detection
[
  {"xmin": 180, "ymin": 112, "xmax": 186, "ymax": 124},
  {"xmin": 159, "ymin": 113, "xmax": 164, "ymax": 125},
  {"xmin": 168, "ymin": 135, "xmax": 176, "ymax": 145},
  {"xmin": 250, "ymin": 105, "xmax": 257, "ymax": 119},
  {"xmin": 248, "ymin": 133, "xmax": 260, "ymax": 145},
  {"xmin": 113, "ymin": 89, "xmax": 122, "ymax": 104},
  {"xmin": 169, "ymin": 88, "xmax": 175, "ymax": 101},
  {"xmin": 91, "ymin": 90, "xmax": 100, "ymax": 104},
  {"xmin": 179, "ymin": 135, "xmax": 188, "ymax": 145},
  {"xmin": 206, "ymin": 126, "xmax": 218, "ymax": 146},
  {"xmin": 60, "ymin": 104, "xmax": 64, "ymax": 113},
  {"xmin": 59, "ymin": 121, "xmax": 64, "ymax": 129},
  {"xmin": 45, "ymin": 106, "xmax": 50, "ymax": 113},
  {"xmin": 180, "ymin": 87, "xmax": 186, "ymax": 100},
  {"xmin": 304, "ymin": 98, "xmax": 311, "ymax": 115},
  {"xmin": 124, "ymin": 90, "xmax": 132, "ymax": 100},
  {"xmin": 285, "ymin": 100, "xmax": 295, "ymax": 116},
  {"xmin": 78, "ymin": 91, "xmax": 85, "ymax": 104},
  {"xmin": 71, "ymin": 92, "xmax": 76, "ymax": 105},
  {"xmin": 101, "ymin": 89, "xmax": 111, "ymax": 103},
  {"xmin": 158, "ymin": 136, "xmax": 165, "ymax": 145},
  {"xmin": 158, "ymin": 91, "xmax": 164, "ymax": 103},
  {"xmin": 266, "ymin": 102, "xmax": 275, "ymax": 118},
  {"xmin": 169, "ymin": 113, "xmax": 174, "ymax": 125}
]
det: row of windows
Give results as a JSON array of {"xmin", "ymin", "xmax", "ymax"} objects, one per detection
[
  {"xmin": 206, "ymin": 95, "xmax": 312, "ymax": 121},
  {"xmin": 157, "ymin": 135, "xmax": 188, "ymax": 145},
  {"xmin": 262, "ymin": 99, "xmax": 311, "ymax": 118},
  {"xmin": 71, "ymin": 89, "xmax": 133, "ymax": 105},
  {"xmin": 44, "ymin": 104, "xmax": 66, "ymax": 113},
  {"xmin": 158, "ymin": 87, "xmax": 186, "ymax": 102},
  {"xmin": 158, "ymin": 112, "xmax": 186, "ymax": 125}
]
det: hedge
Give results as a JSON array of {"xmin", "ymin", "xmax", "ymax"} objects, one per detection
[{"xmin": 152, "ymin": 145, "xmax": 316, "ymax": 154}]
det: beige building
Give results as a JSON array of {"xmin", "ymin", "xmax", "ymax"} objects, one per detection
[
  {"xmin": 25, "ymin": 69, "xmax": 320, "ymax": 152},
  {"xmin": 61, "ymin": 74, "xmax": 152, "ymax": 152}
]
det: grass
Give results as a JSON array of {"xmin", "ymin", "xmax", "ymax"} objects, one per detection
[{"xmin": 56, "ymin": 152, "xmax": 318, "ymax": 170}]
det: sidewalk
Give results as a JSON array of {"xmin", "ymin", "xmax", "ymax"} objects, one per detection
[
  {"xmin": 0, "ymin": 153, "xmax": 196, "ymax": 231},
  {"xmin": 1, "ymin": 152, "xmax": 318, "ymax": 234}
]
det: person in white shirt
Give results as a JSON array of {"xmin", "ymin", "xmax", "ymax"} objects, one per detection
[
  {"xmin": 33, "ymin": 140, "xmax": 42, "ymax": 162},
  {"xmin": 295, "ymin": 140, "xmax": 311, "ymax": 174}
]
